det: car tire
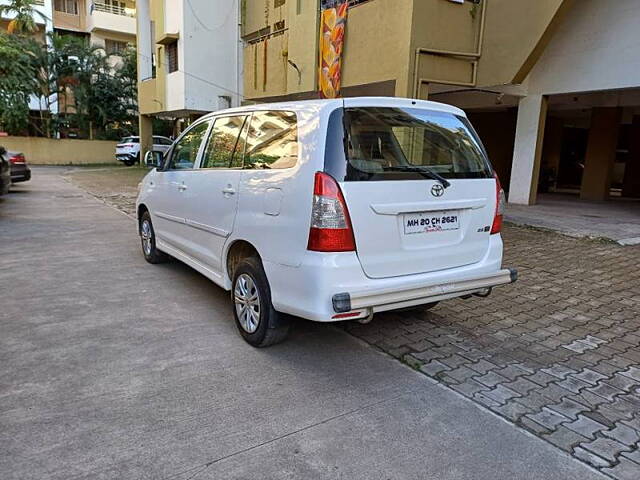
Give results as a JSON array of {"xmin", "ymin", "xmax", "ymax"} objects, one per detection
[
  {"xmin": 231, "ymin": 256, "xmax": 290, "ymax": 347},
  {"xmin": 139, "ymin": 211, "xmax": 168, "ymax": 264},
  {"xmin": 124, "ymin": 159, "xmax": 135, "ymax": 166}
]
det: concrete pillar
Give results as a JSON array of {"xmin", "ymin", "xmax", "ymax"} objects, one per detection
[
  {"xmin": 508, "ymin": 94, "xmax": 548, "ymax": 205},
  {"xmin": 622, "ymin": 116, "xmax": 640, "ymax": 198},
  {"xmin": 139, "ymin": 114, "xmax": 153, "ymax": 164},
  {"xmin": 580, "ymin": 107, "xmax": 621, "ymax": 201}
]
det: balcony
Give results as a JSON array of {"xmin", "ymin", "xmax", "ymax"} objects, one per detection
[{"xmin": 87, "ymin": 1, "xmax": 136, "ymax": 35}]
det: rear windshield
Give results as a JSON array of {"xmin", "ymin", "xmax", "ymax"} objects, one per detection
[
  {"xmin": 324, "ymin": 107, "xmax": 493, "ymax": 182},
  {"xmin": 120, "ymin": 137, "xmax": 139, "ymax": 144}
]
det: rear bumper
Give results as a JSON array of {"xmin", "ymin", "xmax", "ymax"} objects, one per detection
[
  {"xmin": 10, "ymin": 166, "xmax": 30, "ymax": 182},
  {"xmin": 334, "ymin": 268, "xmax": 517, "ymax": 315},
  {"xmin": 116, "ymin": 153, "xmax": 137, "ymax": 161},
  {"xmin": 264, "ymin": 234, "xmax": 514, "ymax": 322}
]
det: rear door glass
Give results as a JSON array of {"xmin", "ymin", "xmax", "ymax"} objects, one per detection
[{"xmin": 325, "ymin": 107, "xmax": 492, "ymax": 181}]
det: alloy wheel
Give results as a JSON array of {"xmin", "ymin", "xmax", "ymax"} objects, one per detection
[
  {"xmin": 234, "ymin": 273, "xmax": 261, "ymax": 333},
  {"xmin": 141, "ymin": 219, "xmax": 152, "ymax": 256}
]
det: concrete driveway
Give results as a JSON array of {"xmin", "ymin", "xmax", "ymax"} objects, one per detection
[{"xmin": 0, "ymin": 168, "xmax": 605, "ymax": 480}]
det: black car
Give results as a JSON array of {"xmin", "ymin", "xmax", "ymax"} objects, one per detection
[
  {"xmin": 6, "ymin": 151, "xmax": 31, "ymax": 183},
  {"xmin": 0, "ymin": 147, "xmax": 11, "ymax": 196}
]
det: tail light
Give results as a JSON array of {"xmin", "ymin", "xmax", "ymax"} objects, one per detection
[
  {"xmin": 307, "ymin": 172, "xmax": 356, "ymax": 252},
  {"xmin": 118, "ymin": 143, "xmax": 134, "ymax": 148},
  {"xmin": 9, "ymin": 154, "xmax": 25, "ymax": 165},
  {"xmin": 491, "ymin": 173, "xmax": 506, "ymax": 234}
]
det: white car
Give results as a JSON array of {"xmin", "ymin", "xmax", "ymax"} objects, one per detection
[
  {"xmin": 136, "ymin": 97, "xmax": 517, "ymax": 347},
  {"xmin": 116, "ymin": 135, "xmax": 172, "ymax": 166}
]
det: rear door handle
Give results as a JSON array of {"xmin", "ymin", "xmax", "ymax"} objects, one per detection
[{"xmin": 222, "ymin": 186, "xmax": 236, "ymax": 195}]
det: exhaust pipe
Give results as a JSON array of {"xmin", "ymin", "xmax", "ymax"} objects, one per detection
[{"xmin": 473, "ymin": 287, "xmax": 492, "ymax": 298}]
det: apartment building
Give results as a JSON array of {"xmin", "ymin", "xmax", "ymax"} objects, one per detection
[
  {"xmin": 239, "ymin": 0, "xmax": 640, "ymax": 204},
  {"xmin": 134, "ymin": 0, "xmax": 640, "ymax": 204},
  {"xmin": 136, "ymin": 0, "xmax": 242, "ymax": 153},
  {"xmin": 51, "ymin": 0, "xmax": 136, "ymax": 54}
]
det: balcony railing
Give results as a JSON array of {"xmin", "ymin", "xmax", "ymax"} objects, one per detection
[
  {"xmin": 92, "ymin": 2, "xmax": 135, "ymax": 17},
  {"xmin": 32, "ymin": 0, "xmax": 45, "ymax": 5}
]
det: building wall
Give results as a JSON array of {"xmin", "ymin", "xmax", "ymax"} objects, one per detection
[
  {"xmin": 477, "ymin": 0, "xmax": 568, "ymax": 87},
  {"xmin": 138, "ymin": 0, "xmax": 241, "ymax": 116},
  {"xmin": 183, "ymin": 0, "xmax": 242, "ymax": 111},
  {"xmin": 243, "ymin": 0, "xmax": 414, "ymax": 100},
  {"xmin": 0, "ymin": 136, "xmax": 118, "ymax": 164},
  {"xmin": 526, "ymin": 0, "xmax": 640, "ymax": 95},
  {"xmin": 52, "ymin": 0, "xmax": 87, "ymax": 32}
]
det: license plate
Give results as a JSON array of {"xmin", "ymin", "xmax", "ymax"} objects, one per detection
[{"xmin": 403, "ymin": 211, "xmax": 460, "ymax": 234}]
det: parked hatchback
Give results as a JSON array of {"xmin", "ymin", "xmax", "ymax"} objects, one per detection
[
  {"xmin": 6, "ymin": 151, "xmax": 31, "ymax": 184},
  {"xmin": 116, "ymin": 135, "xmax": 172, "ymax": 166},
  {"xmin": 136, "ymin": 97, "xmax": 517, "ymax": 347}
]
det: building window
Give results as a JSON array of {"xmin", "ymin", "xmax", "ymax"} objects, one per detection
[
  {"xmin": 105, "ymin": 39, "xmax": 128, "ymax": 55},
  {"xmin": 273, "ymin": 20, "xmax": 285, "ymax": 32},
  {"xmin": 274, "ymin": 0, "xmax": 286, "ymax": 7},
  {"xmin": 166, "ymin": 41, "xmax": 178, "ymax": 73},
  {"xmin": 54, "ymin": 0, "xmax": 78, "ymax": 14}
]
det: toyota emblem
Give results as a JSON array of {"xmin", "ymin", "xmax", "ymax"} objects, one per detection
[{"xmin": 431, "ymin": 184, "xmax": 445, "ymax": 197}]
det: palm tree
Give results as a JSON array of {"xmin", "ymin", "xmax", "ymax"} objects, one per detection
[{"xmin": 0, "ymin": 0, "xmax": 49, "ymax": 35}]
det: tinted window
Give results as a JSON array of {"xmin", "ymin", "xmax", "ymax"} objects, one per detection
[
  {"xmin": 167, "ymin": 121, "xmax": 209, "ymax": 170},
  {"xmin": 200, "ymin": 116, "xmax": 248, "ymax": 169},
  {"xmin": 325, "ymin": 107, "xmax": 492, "ymax": 181},
  {"xmin": 244, "ymin": 111, "xmax": 298, "ymax": 169},
  {"xmin": 121, "ymin": 137, "xmax": 139, "ymax": 144}
]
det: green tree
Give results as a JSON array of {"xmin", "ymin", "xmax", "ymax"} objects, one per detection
[
  {"xmin": 0, "ymin": 29, "xmax": 139, "ymax": 138},
  {"xmin": 0, "ymin": 0, "xmax": 48, "ymax": 35},
  {"xmin": 0, "ymin": 33, "xmax": 38, "ymax": 133}
]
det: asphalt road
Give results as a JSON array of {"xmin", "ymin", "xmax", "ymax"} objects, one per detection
[{"xmin": 0, "ymin": 168, "xmax": 605, "ymax": 480}]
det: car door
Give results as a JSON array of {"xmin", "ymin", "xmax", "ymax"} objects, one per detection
[
  {"xmin": 179, "ymin": 115, "xmax": 249, "ymax": 277},
  {"xmin": 151, "ymin": 120, "xmax": 211, "ymax": 254}
]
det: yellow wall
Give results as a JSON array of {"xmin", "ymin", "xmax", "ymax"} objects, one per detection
[
  {"xmin": 477, "ymin": 0, "xmax": 570, "ymax": 87},
  {"xmin": 240, "ymin": 0, "xmax": 571, "ymax": 101},
  {"xmin": 341, "ymin": 0, "xmax": 413, "ymax": 96},
  {"xmin": 243, "ymin": 0, "xmax": 415, "ymax": 100},
  {"xmin": 409, "ymin": 0, "xmax": 483, "ymax": 97},
  {"xmin": 137, "ymin": 0, "xmax": 166, "ymax": 115},
  {"xmin": 0, "ymin": 137, "xmax": 119, "ymax": 165}
]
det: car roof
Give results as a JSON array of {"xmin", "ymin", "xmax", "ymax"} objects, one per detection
[{"xmin": 203, "ymin": 96, "xmax": 465, "ymax": 119}]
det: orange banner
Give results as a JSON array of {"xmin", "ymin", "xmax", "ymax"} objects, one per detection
[{"xmin": 318, "ymin": 1, "xmax": 348, "ymax": 99}]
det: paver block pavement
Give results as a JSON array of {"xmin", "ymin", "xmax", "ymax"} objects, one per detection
[{"xmin": 346, "ymin": 219, "xmax": 640, "ymax": 478}]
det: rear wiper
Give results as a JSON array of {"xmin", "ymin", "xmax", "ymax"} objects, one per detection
[{"xmin": 383, "ymin": 165, "xmax": 451, "ymax": 188}]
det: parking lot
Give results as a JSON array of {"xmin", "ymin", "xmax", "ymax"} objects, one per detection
[
  {"xmin": 1, "ymin": 167, "xmax": 638, "ymax": 479},
  {"xmin": 347, "ymin": 212, "xmax": 640, "ymax": 478}
]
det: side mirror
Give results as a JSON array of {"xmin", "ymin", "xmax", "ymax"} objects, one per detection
[{"xmin": 144, "ymin": 150, "xmax": 163, "ymax": 168}]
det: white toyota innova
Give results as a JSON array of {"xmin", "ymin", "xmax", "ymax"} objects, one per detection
[{"xmin": 137, "ymin": 97, "xmax": 517, "ymax": 347}]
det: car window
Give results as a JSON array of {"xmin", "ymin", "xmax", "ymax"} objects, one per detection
[
  {"xmin": 324, "ymin": 107, "xmax": 492, "ymax": 182},
  {"xmin": 154, "ymin": 137, "xmax": 172, "ymax": 145},
  {"xmin": 244, "ymin": 111, "xmax": 298, "ymax": 169},
  {"xmin": 200, "ymin": 116, "xmax": 248, "ymax": 169},
  {"xmin": 121, "ymin": 137, "xmax": 139, "ymax": 144},
  {"xmin": 167, "ymin": 121, "xmax": 210, "ymax": 170}
]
